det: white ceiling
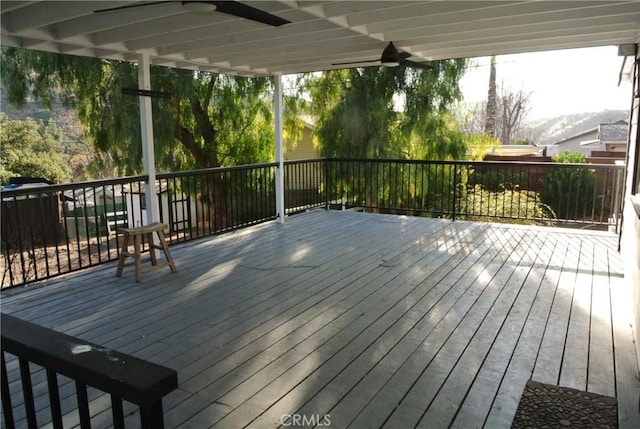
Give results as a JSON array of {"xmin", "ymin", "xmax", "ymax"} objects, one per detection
[{"xmin": 1, "ymin": 1, "xmax": 639, "ymax": 77}]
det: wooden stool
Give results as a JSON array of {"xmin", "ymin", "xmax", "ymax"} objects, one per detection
[{"xmin": 115, "ymin": 222, "xmax": 177, "ymax": 283}]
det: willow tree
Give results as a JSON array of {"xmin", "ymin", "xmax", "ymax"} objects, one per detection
[
  {"xmin": 304, "ymin": 60, "xmax": 468, "ymax": 214},
  {"xmin": 1, "ymin": 47, "xmax": 294, "ymax": 228},
  {"xmin": 307, "ymin": 59, "xmax": 468, "ymax": 160},
  {"xmin": 1, "ymin": 47, "xmax": 277, "ymax": 177}
]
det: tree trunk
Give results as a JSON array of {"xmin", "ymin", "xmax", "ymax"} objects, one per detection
[
  {"xmin": 484, "ymin": 55, "xmax": 497, "ymax": 136},
  {"xmin": 177, "ymin": 96, "xmax": 228, "ymax": 231}
]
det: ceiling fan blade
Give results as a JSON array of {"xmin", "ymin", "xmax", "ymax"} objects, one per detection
[
  {"xmin": 331, "ymin": 42, "xmax": 428, "ymax": 69},
  {"xmin": 94, "ymin": 1, "xmax": 170, "ymax": 13},
  {"xmin": 95, "ymin": 1, "xmax": 290, "ymax": 27},
  {"xmin": 209, "ymin": 1, "xmax": 290, "ymax": 27},
  {"xmin": 401, "ymin": 59, "xmax": 434, "ymax": 70},
  {"xmin": 331, "ymin": 59, "xmax": 380, "ymax": 66}
]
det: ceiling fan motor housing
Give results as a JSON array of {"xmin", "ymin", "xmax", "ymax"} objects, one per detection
[{"xmin": 381, "ymin": 42, "xmax": 400, "ymax": 66}]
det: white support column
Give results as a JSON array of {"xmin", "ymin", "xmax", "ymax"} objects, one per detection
[
  {"xmin": 274, "ymin": 74, "xmax": 285, "ymax": 224},
  {"xmin": 138, "ymin": 53, "xmax": 160, "ymax": 225}
]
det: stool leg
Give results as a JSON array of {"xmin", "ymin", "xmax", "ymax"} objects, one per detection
[
  {"xmin": 115, "ymin": 233, "xmax": 130, "ymax": 277},
  {"xmin": 156, "ymin": 230, "xmax": 177, "ymax": 273},
  {"xmin": 134, "ymin": 234, "xmax": 142, "ymax": 283},
  {"xmin": 147, "ymin": 232, "xmax": 158, "ymax": 266}
]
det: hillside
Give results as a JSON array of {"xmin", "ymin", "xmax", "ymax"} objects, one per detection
[
  {"xmin": 1, "ymin": 88, "xmax": 84, "ymax": 149},
  {"xmin": 526, "ymin": 110, "xmax": 629, "ymax": 146},
  {"xmin": 1, "ymin": 87, "xmax": 56, "ymax": 121}
]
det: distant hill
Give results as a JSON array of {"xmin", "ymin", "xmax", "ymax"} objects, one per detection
[
  {"xmin": 526, "ymin": 110, "xmax": 629, "ymax": 146},
  {"xmin": 0, "ymin": 87, "xmax": 54, "ymax": 121},
  {"xmin": 1, "ymin": 87, "xmax": 84, "ymax": 149}
]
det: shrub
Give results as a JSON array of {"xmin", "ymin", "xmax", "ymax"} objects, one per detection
[
  {"xmin": 459, "ymin": 185, "xmax": 554, "ymax": 225},
  {"xmin": 470, "ymin": 168, "xmax": 530, "ymax": 192},
  {"xmin": 541, "ymin": 151, "xmax": 598, "ymax": 220}
]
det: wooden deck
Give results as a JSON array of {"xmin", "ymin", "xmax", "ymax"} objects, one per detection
[{"xmin": 2, "ymin": 210, "xmax": 639, "ymax": 429}]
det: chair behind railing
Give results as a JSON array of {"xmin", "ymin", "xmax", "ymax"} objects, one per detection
[{"xmin": 1, "ymin": 313, "xmax": 177, "ymax": 428}]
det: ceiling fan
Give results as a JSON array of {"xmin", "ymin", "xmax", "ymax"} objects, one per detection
[
  {"xmin": 94, "ymin": 1, "xmax": 291, "ymax": 27},
  {"xmin": 332, "ymin": 42, "xmax": 433, "ymax": 70}
]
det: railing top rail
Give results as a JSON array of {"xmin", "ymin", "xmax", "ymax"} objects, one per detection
[
  {"xmin": 284, "ymin": 158, "xmax": 329, "ymax": 165},
  {"xmin": 327, "ymin": 157, "xmax": 625, "ymax": 170},
  {"xmin": 0, "ymin": 162, "xmax": 282, "ymax": 197},
  {"xmin": 0, "ymin": 158, "xmax": 623, "ymax": 199},
  {"xmin": 156, "ymin": 162, "xmax": 278, "ymax": 179},
  {"xmin": 1, "ymin": 313, "xmax": 177, "ymax": 406},
  {"xmin": 0, "ymin": 175, "xmax": 148, "ymax": 197},
  {"xmin": 459, "ymin": 159, "xmax": 626, "ymax": 170}
]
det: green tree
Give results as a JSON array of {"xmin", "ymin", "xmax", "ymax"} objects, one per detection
[
  {"xmin": 0, "ymin": 113, "xmax": 71, "ymax": 183},
  {"xmin": 303, "ymin": 61, "xmax": 467, "ymax": 214},
  {"xmin": 306, "ymin": 60, "xmax": 468, "ymax": 160},
  {"xmin": 308, "ymin": 68, "xmax": 403, "ymax": 158},
  {"xmin": 1, "ymin": 48, "xmax": 281, "ymax": 177}
]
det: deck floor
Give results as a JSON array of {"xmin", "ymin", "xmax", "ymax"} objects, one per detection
[{"xmin": 2, "ymin": 210, "xmax": 639, "ymax": 429}]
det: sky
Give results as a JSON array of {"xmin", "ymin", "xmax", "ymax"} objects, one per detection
[{"xmin": 458, "ymin": 46, "xmax": 633, "ymax": 121}]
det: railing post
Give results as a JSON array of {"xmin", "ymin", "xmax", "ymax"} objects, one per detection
[
  {"xmin": 613, "ymin": 162, "xmax": 624, "ymax": 233},
  {"xmin": 19, "ymin": 358, "xmax": 37, "ymax": 429},
  {"xmin": 324, "ymin": 159, "xmax": 330, "ymax": 210},
  {"xmin": 452, "ymin": 163, "xmax": 458, "ymax": 221},
  {"xmin": 274, "ymin": 75, "xmax": 285, "ymax": 224},
  {"xmin": 46, "ymin": 369, "xmax": 63, "ymax": 429},
  {"xmin": 1, "ymin": 353, "xmax": 15, "ymax": 429}
]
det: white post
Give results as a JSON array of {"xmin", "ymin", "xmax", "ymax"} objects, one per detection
[
  {"xmin": 137, "ymin": 53, "xmax": 160, "ymax": 225},
  {"xmin": 274, "ymin": 74, "xmax": 285, "ymax": 224}
]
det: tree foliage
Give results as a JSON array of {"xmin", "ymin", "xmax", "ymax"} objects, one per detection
[
  {"xmin": 302, "ymin": 61, "xmax": 468, "ymax": 215},
  {"xmin": 305, "ymin": 59, "xmax": 468, "ymax": 161},
  {"xmin": 0, "ymin": 47, "xmax": 282, "ymax": 178},
  {"xmin": 541, "ymin": 150, "xmax": 597, "ymax": 219},
  {"xmin": 0, "ymin": 113, "xmax": 71, "ymax": 183}
]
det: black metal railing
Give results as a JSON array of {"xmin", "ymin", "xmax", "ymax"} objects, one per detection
[
  {"xmin": 1, "ymin": 176, "xmax": 146, "ymax": 288},
  {"xmin": 1, "ymin": 313, "xmax": 177, "ymax": 428},
  {"xmin": 155, "ymin": 163, "xmax": 277, "ymax": 241},
  {"xmin": 325, "ymin": 158, "xmax": 624, "ymax": 227},
  {"xmin": 284, "ymin": 158, "xmax": 327, "ymax": 213},
  {"xmin": 1, "ymin": 164, "xmax": 278, "ymax": 288},
  {"xmin": 0, "ymin": 158, "xmax": 624, "ymax": 288}
]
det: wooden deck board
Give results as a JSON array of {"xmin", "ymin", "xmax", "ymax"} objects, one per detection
[
  {"xmin": 483, "ymin": 238, "xmax": 569, "ymax": 428},
  {"xmin": 1, "ymin": 210, "xmax": 637, "ymax": 429},
  {"xmin": 377, "ymin": 229, "xmax": 529, "ymax": 429},
  {"xmin": 246, "ymin": 229, "xmax": 502, "ymax": 428},
  {"xmin": 452, "ymin": 233, "xmax": 561, "ymax": 428},
  {"xmin": 423, "ymin": 232, "xmax": 553, "ymax": 428}
]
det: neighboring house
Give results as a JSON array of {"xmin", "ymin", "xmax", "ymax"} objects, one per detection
[
  {"xmin": 284, "ymin": 116, "xmax": 318, "ymax": 160},
  {"xmin": 547, "ymin": 127, "xmax": 598, "ymax": 156},
  {"xmin": 548, "ymin": 120, "xmax": 629, "ymax": 156},
  {"xmin": 283, "ymin": 116, "xmax": 322, "ymax": 209},
  {"xmin": 594, "ymin": 119, "xmax": 628, "ymax": 152}
]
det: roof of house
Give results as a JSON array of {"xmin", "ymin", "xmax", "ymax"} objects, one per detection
[
  {"xmin": 598, "ymin": 120, "xmax": 629, "ymax": 142},
  {"xmin": 551, "ymin": 120, "xmax": 629, "ymax": 147},
  {"xmin": 551, "ymin": 127, "xmax": 598, "ymax": 145}
]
